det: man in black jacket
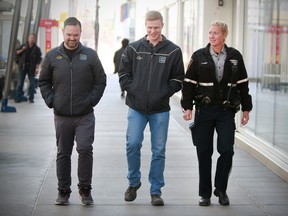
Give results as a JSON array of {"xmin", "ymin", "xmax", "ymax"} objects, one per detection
[
  {"xmin": 15, "ymin": 33, "xmax": 42, "ymax": 103},
  {"xmin": 119, "ymin": 10, "xmax": 184, "ymax": 206},
  {"xmin": 113, "ymin": 38, "xmax": 129, "ymax": 97},
  {"xmin": 39, "ymin": 17, "xmax": 106, "ymax": 206}
]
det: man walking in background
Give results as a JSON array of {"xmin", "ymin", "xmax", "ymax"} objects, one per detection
[
  {"xmin": 14, "ymin": 33, "xmax": 42, "ymax": 103},
  {"xmin": 114, "ymin": 38, "xmax": 129, "ymax": 98}
]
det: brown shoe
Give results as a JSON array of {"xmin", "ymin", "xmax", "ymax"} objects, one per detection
[
  {"xmin": 124, "ymin": 182, "xmax": 141, "ymax": 202},
  {"xmin": 151, "ymin": 195, "xmax": 164, "ymax": 206}
]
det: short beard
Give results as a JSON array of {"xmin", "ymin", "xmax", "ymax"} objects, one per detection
[{"xmin": 65, "ymin": 41, "xmax": 79, "ymax": 50}]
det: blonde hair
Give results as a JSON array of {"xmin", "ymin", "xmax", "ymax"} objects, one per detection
[
  {"xmin": 210, "ymin": 21, "xmax": 228, "ymax": 38},
  {"xmin": 145, "ymin": 10, "xmax": 163, "ymax": 22}
]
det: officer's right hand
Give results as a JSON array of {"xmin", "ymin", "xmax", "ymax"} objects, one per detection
[{"xmin": 183, "ymin": 109, "xmax": 192, "ymax": 121}]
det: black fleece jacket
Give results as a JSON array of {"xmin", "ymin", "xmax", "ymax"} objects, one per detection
[
  {"xmin": 119, "ymin": 35, "xmax": 184, "ymax": 114},
  {"xmin": 39, "ymin": 42, "xmax": 106, "ymax": 116}
]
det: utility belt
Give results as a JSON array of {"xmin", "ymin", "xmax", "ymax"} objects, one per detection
[{"xmin": 194, "ymin": 94, "xmax": 240, "ymax": 113}]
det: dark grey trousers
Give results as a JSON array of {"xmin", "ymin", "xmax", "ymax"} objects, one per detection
[{"xmin": 54, "ymin": 112, "xmax": 95, "ymax": 190}]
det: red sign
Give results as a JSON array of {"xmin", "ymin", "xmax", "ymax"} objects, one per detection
[
  {"xmin": 40, "ymin": 19, "xmax": 58, "ymax": 27},
  {"xmin": 40, "ymin": 19, "xmax": 58, "ymax": 53}
]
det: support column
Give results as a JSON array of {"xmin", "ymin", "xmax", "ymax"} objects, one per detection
[
  {"xmin": 22, "ymin": 0, "xmax": 33, "ymax": 44},
  {"xmin": 1, "ymin": 0, "xmax": 22, "ymax": 112}
]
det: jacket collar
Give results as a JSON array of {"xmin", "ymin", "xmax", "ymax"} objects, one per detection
[
  {"xmin": 58, "ymin": 42, "xmax": 83, "ymax": 54},
  {"xmin": 204, "ymin": 43, "xmax": 233, "ymax": 56},
  {"xmin": 142, "ymin": 35, "xmax": 169, "ymax": 51}
]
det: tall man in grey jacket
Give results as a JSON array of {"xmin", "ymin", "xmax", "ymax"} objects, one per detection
[
  {"xmin": 119, "ymin": 10, "xmax": 184, "ymax": 206},
  {"xmin": 39, "ymin": 17, "xmax": 106, "ymax": 206}
]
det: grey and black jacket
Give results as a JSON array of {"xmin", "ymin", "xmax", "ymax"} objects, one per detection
[
  {"xmin": 119, "ymin": 35, "xmax": 184, "ymax": 114},
  {"xmin": 181, "ymin": 43, "xmax": 252, "ymax": 112},
  {"xmin": 39, "ymin": 42, "xmax": 106, "ymax": 116}
]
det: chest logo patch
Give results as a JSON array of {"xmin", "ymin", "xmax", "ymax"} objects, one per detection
[
  {"xmin": 80, "ymin": 54, "xmax": 87, "ymax": 60},
  {"xmin": 159, "ymin": 56, "xmax": 166, "ymax": 63},
  {"xmin": 56, "ymin": 55, "xmax": 62, "ymax": 60},
  {"xmin": 136, "ymin": 55, "xmax": 143, "ymax": 60}
]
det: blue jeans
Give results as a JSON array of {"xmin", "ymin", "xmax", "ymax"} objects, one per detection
[
  {"xmin": 126, "ymin": 108, "xmax": 170, "ymax": 195},
  {"xmin": 15, "ymin": 68, "xmax": 35, "ymax": 101}
]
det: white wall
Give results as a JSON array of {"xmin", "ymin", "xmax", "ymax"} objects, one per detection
[
  {"xmin": 132, "ymin": 0, "xmax": 235, "ymax": 49},
  {"xmin": 199, "ymin": 0, "xmax": 234, "ymax": 48}
]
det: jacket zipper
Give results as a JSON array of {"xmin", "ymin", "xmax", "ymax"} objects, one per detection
[
  {"xmin": 70, "ymin": 61, "xmax": 73, "ymax": 115},
  {"xmin": 146, "ymin": 51, "xmax": 154, "ymax": 113}
]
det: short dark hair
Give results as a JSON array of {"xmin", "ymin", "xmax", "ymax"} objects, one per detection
[
  {"xmin": 64, "ymin": 17, "xmax": 82, "ymax": 30},
  {"xmin": 29, "ymin": 33, "xmax": 37, "ymax": 37},
  {"xmin": 122, "ymin": 38, "xmax": 129, "ymax": 48}
]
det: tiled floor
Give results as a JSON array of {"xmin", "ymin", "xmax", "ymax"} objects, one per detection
[{"xmin": 0, "ymin": 74, "xmax": 287, "ymax": 216}]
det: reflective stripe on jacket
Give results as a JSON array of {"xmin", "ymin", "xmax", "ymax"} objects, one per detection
[{"xmin": 181, "ymin": 43, "xmax": 252, "ymax": 111}]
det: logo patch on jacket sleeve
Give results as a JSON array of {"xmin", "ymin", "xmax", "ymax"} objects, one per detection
[
  {"xmin": 159, "ymin": 56, "xmax": 166, "ymax": 63},
  {"xmin": 56, "ymin": 55, "xmax": 62, "ymax": 60},
  {"xmin": 80, "ymin": 54, "xmax": 87, "ymax": 60}
]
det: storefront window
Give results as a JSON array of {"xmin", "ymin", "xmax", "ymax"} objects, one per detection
[
  {"xmin": 244, "ymin": 0, "xmax": 288, "ymax": 153},
  {"xmin": 167, "ymin": 4, "xmax": 177, "ymax": 44},
  {"xmin": 182, "ymin": 0, "xmax": 198, "ymax": 69}
]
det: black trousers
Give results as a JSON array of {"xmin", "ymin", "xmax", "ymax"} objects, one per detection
[
  {"xmin": 54, "ymin": 112, "xmax": 95, "ymax": 190},
  {"xmin": 193, "ymin": 105, "xmax": 235, "ymax": 198}
]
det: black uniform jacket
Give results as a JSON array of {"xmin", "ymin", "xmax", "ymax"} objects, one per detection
[
  {"xmin": 181, "ymin": 43, "xmax": 252, "ymax": 112},
  {"xmin": 39, "ymin": 42, "xmax": 106, "ymax": 116},
  {"xmin": 119, "ymin": 35, "xmax": 185, "ymax": 114}
]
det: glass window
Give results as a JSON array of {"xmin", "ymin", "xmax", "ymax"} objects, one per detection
[
  {"xmin": 167, "ymin": 4, "xmax": 177, "ymax": 44},
  {"xmin": 244, "ymin": 0, "xmax": 288, "ymax": 154},
  {"xmin": 182, "ymin": 0, "xmax": 198, "ymax": 69}
]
